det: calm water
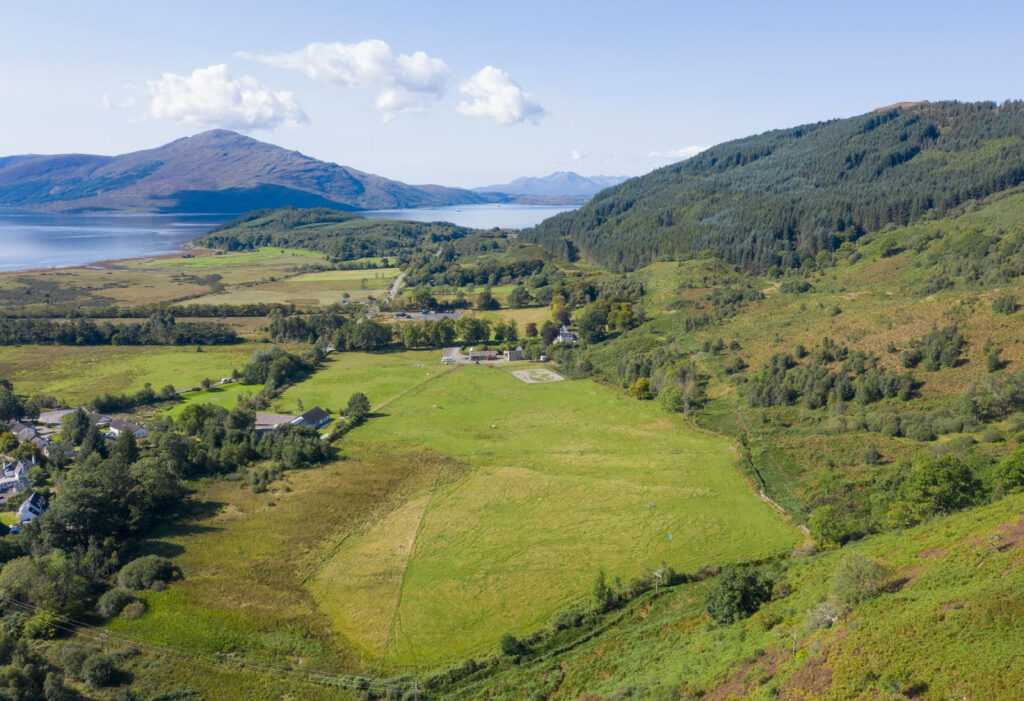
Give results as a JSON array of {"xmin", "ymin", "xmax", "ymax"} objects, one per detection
[
  {"xmin": 362, "ymin": 203, "xmax": 579, "ymax": 229},
  {"xmin": 0, "ymin": 204, "xmax": 578, "ymax": 272},
  {"xmin": 0, "ymin": 212, "xmax": 232, "ymax": 272}
]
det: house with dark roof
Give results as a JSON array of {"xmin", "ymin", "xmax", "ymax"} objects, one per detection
[
  {"xmin": 290, "ymin": 407, "xmax": 331, "ymax": 429},
  {"xmin": 17, "ymin": 492, "xmax": 47, "ymax": 523},
  {"xmin": 108, "ymin": 418, "xmax": 148, "ymax": 440},
  {"xmin": 87, "ymin": 412, "xmax": 111, "ymax": 427}
]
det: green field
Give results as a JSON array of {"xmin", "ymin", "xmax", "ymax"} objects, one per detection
[
  {"xmin": 183, "ymin": 266, "xmax": 398, "ymax": 307},
  {"xmin": 0, "ymin": 344, "xmax": 269, "ymax": 404},
  {"xmin": 270, "ymin": 349, "xmax": 447, "ymax": 415},
  {"xmin": 456, "ymin": 492, "xmax": 1024, "ymax": 699},
  {"xmin": 306, "ymin": 361, "xmax": 799, "ymax": 668},
  {"xmin": 163, "ymin": 382, "xmax": 267, "ymax": 419}
]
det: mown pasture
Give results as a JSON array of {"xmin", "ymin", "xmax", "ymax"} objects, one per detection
[{"xmin": 308, "ymin": 362, "xmax": 799, "ymax": 667}]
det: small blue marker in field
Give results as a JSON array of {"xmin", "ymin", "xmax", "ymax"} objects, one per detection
[{"xmin": 667, "ymin": 534, "xmax": 674, "ymax": 540}]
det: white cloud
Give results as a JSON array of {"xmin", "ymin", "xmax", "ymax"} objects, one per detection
[
  {"xmin": 571, "ymin": 149, "xmax": 586, "ymax": 161},
  {"xmin": 238, "ymin": 40, "xmax": 448, "ymax": 121},
  {"xmin": 647, "ymin": 145, "xmax": 709, "ymax": 161},
  {"xmin": 457, "ymin": 66, "xmax": 545, "ymax": 125},
  {"xmin": 145, "ymin": 64, "xmax": 307, "ymax": 130}
]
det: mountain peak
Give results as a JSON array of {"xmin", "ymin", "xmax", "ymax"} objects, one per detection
[
  {"xmin": 0, "ymin": 131, "xmax": 494, "ymax": 213},
  {"xmin": 475, "ymin": 171, "xmax": 628, "ymax": 197}
]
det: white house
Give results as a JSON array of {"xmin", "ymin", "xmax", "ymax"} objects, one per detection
[
  {"xmin": 17, "ymin": 492, "xmax": 47, "ymax": 523},
  {"xmin": 108, "ymin": 418, "xmax": 148, "ymax": 440},
  {"xmin": 0, "ymin": 458, "xmax": 33, "ymax": 494},
  {"xmin": 553, "ymin": 326, "xmax": 578, "ymax": 345}
]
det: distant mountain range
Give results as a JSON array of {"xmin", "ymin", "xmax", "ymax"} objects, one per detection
[
  {"xmin": 0, "ymin": 130, "xmax": 499, "ymax": 213},
  {"xmin": 474, "ymin": 171, "xmax": 629, "ymax": 198}
]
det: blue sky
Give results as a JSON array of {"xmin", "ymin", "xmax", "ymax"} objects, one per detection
[{"xmin": 2, "ymin": 1, "xmax": 1023, "ymax": 186}]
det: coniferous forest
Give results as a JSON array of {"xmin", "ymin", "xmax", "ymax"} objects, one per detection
[{"xmin": 523, "ymin": 101, "xmax": 1024, "ymax": 271}]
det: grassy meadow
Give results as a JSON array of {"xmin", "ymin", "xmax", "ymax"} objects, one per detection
[
  {"xmin": 184, "ymin": 266, "xmax": 399, "ymax": 307},
  {"xmin": 455, "ymin": 492, "xmax": 1024, "ymax": 699},
  {"xmin": 0, "ymin": 343, "xmax": 267, "ymax": 404},
  {"xmin": 105, "ymin": 446, "xmax": 451, "ymax": 699},
  {"xmin": 0, "ymin": 247, "xmax": 396, "ymax": 313},
  {"xmin": 307, "ymin": 362, "xmax": 799, "ymax": 668}
]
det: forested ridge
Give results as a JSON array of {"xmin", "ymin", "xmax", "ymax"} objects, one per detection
[
  {"xmin": 521, "ymin": 101, "xmax": 1024, "ymax": 271},
  {"xmin": 197, "ymin": 207, "xmax": 474, "ymax": 263}
]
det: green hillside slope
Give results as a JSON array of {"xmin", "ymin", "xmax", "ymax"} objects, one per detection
[
  {"xmin": 437, "ymin": 492, "xmax": 1023, "ymax": 699},
  {"xmin": 522, "ymin": 101, "xmax": 1024, "ymax": 271}
]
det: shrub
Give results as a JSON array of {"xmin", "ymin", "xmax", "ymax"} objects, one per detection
[
  {"xmin": 498, "ymin": 633, "xmax": 525, "ymax": 657},
  {"xmin": 629, "ymin": 377, "xmax": 653, "ymax": 400},
  {"xmin": 98, "ymin": 588, "xmax": 137, "ymax": 618},
  {"xmin": 981, "ymin": 428, "xmax": 1004, "ymax": 442},
  {"xmin": 117, "ymin": 556, "xmax": 178, "ymax": 591},
  {"xmin": 831, "ymin": 553, "xmax": 890, "ymax": 606},
  {"xmin": 59, "ymin": 643, "xmax": 93, "ymax": 679},
  {"xmin": 998, "ymin": 447, "xmax": 1024, "ymax": 492},
  {"xmin": 120, "ymin": 600, "xmax": 146, "ymax": 620},
  {"xmin": 81, "ymin": 653, "xmax": 118, "ymax": 687},
  {"xmin": 22, "ymin": 612, "xmax": 56, "ymax": 639},
  {"xmin": 705, "ymin": 567, "xmax": 774, "ymax": 624},
  {"xmin": 992, "ymin": 293, "xmax": 1017, "ymax": 314},
  {"xmin": 659, "ymin": 385, "xmax": 687, "ymax": 413},
  {"xmin": 861, "ymin": 443, "xmax": 881, "ymax": 465},
  {"xmin": 805, "ymin": 601, "xmax": 840, "ymax": 631},
  {"xmin": 808, "ymin": 505, "xmax": 850, "ymax": 546}
]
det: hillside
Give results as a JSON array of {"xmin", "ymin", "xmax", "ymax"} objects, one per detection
[
  {"xmin": 474, "ymin": 171, "xmax": 628, "ymax": 198},
  {"xmin": 521, "ymin": 101, "xmax": 1024, "ymax": 271},
  {"xmin": 195, "ymin": 207, "xmax": 475, "ymax": 262},
  {"xmin": 437, "ymin": 493, "xmax": 1024, "ymax": 699},
  {"xmin": 0, "ymin": 130, "xmax": 495, "ymax": 213}
]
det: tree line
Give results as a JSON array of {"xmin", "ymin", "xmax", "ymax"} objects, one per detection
[{"xmin": 0, "ymin": 313, "xmax": 238, "ymax": 346}]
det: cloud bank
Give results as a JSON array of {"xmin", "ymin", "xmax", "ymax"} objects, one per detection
[
  {"xmin": 239, "ymin": 41, "xmax": 544, "ymax": 125},
  {"xmin": 456, "ymin": 66, "xmax": 545, "ymax": 125},
  {"xmin": 146, "ymin": 64, "xmax": 307, "ymax": 130},
  {"xmin": 239, "ymin": 39, "xmax": 449, "ymax": 121}
]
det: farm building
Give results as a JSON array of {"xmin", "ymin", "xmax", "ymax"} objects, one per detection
[
  {"xmin": 467, "ymin": 349, "xmax": 497, "ymax": 361},
  {"xmin": 291, "ymin": 407, "xmax": 331, "ymax": 429},
  {"xmin": 255, "ymin": 413, "xmax": 297, "ymax": 435},
  {"xmin": 504, "ymin": 347, "xmax": 524, "ymax": 362}
]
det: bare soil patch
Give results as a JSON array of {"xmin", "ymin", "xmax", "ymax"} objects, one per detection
[{"xmin": 511, "ymin": 367, "xmax": 565, "ymax": 384}]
